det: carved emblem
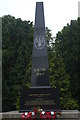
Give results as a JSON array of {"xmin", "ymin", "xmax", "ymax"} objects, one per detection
[{"xmin": 34, "ymin": 35, "xmax": 45, "ymax": 49}]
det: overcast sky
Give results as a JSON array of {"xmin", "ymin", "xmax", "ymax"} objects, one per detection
[{"xmin": 0, "ymin": 0, "xmax": 79, "ymax": 36}]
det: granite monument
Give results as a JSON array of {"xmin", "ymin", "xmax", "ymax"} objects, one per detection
[{"xmin": 20, "ymin": 2, "xmax": 60, "ymax": 112}]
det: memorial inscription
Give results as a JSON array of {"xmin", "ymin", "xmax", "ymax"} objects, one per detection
[
  {"xmin": 34, "ymin": 68, "xmax": 46, "ymax": 76},
  {"xmin": 20, "ymin": 88, "xmax": 60, "ymax": 111}
]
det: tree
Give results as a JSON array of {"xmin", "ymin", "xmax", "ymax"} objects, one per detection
[
  {"xmin": 56, "ymin": 18, "xmax": 80, "ymax": 108},
  {"xmin": 2, "ymin": 15, "xmax": 33, "ymax": 111}
]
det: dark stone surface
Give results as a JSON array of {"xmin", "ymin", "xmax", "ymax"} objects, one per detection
[
  {"xmin": 31, "ymin": 2, "xmax": 50, "ymax": 88},
  {"xmin": 20, "ymin": 88, "xmax": 60, "ymax": 112}
]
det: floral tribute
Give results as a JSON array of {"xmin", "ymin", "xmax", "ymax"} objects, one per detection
[{"xmin": 21, "ymin": 107, "xmax": 58, "ymax": 120}]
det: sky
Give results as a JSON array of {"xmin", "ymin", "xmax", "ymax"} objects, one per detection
[{"xmin": 0, "ymin": 0, "xmax": 79, "ymax": 36}]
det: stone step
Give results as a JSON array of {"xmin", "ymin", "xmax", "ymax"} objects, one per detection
[{"xmin": 0, "ymin": 110, "xmax": 80, "ymax": 120}]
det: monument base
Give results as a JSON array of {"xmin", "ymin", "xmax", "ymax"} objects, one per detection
[
  {"xmin": 20, "ymin": 87, "xmax": 60, "ymax": 112},
  {"xmin": 1, "ymin": 110, "xmax": 80, "ymax": 119}
]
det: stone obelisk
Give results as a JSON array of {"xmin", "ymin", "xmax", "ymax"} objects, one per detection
[
  {"xmin": 31, "ymin": 2, "xmax": 50, "ymax": 88},
  {"xmin": 20, "ymin": 2, "xmax": 60, "ymax": 112}
]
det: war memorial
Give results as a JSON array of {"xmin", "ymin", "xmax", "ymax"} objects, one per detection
[
  {"xmin": 1, "ymin": 2, "xmax": 79, "ymax": 120},
  {"xmin": 20, "ymin": 2, "xmax": 60, "ymax": 113}
]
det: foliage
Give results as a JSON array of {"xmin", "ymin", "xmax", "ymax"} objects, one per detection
[
  {"xmin": 47, "ymin": 32, "xmax": 78, "ymax": 109},
  {"xmin": 55, "ymin": 18, "xmax": 80, "ymax": 108},
  {"xmin": 2, "ymin": 15, "xmax": 33, "ymax": 111}
]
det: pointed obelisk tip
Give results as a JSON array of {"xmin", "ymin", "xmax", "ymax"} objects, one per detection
[
  {"xmin": 35, "ymin": 1, "xmax": 45, "ymax": 28},
  {"xmin": 36, "ymin": 1, "xmax": 43, "ymax": 7},
  {"xmin": 36, "ymin": 2, "xmax": 43, "ymax": 3}
]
